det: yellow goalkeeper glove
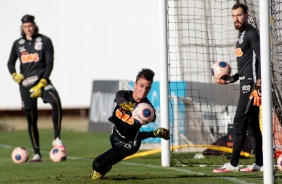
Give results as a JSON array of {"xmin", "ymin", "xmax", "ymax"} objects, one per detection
[
  {"xmin": 153, "ymin": 128, "xmax": 170, "ymax": 140},
  {"xmin": 12, "ymin": 73, "xmax": 24, "ymax": 84},
  {"xmin": 29, "ymin": 78, "xmax": 48, "ymax": 98},
  {"xmin": 120, "ymin": 101, "xmax": 136, "ymax": 112}
]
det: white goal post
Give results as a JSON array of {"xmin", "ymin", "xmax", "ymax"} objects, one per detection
[
  {"xmin": 260, "ymin": 0, "xmax": 273, "ymax": 183},
  {"xmin": 159, "ymin": 0, "xmax": 170, "ymax": 167}
]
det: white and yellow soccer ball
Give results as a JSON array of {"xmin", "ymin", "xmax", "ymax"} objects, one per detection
[
  {"xmin": 277, "ymin": 154, "xmax": 282, "ymax": 171},
  {"xmin": 132, "ymin": 102, "xmax": 155, "ymax": 125},
  {"xmin": 50, "ymin": 146, "xmax": 67, "ymax": 162},
  {"xmin": 211, "ymin": 61, "xmax": 232, "ymax": 81},
  {"xmin": 11, "ymin": 147, "xmax": 29, "ymax": 164}
]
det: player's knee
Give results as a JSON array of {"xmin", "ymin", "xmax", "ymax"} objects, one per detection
[
  {"xmin": 92, "ymin": 159, "xmax": 99, "ymax": 170},
  {"xmin": 92, "ymin": 158, "xmax": 112, "ymax": 175},
  {"xmin": 92, "ymin": 158, "xmax": 101, "ymax": 170},
  {"xmin": 233, "ymin": 122, "xmax": 245, "ymax": 133}
]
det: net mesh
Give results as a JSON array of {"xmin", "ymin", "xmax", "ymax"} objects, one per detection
[{"xmin": 167, "ymin": 0, "xmax": 282, "ymax": 174}]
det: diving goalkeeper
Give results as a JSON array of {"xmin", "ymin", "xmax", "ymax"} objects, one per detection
[{"xmin": 91, "ymin": 68, "xmax": 170, "ymax": 180}]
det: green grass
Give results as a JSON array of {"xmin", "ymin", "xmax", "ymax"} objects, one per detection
[{"xmin": 0, "ymin": 129, "xmax": 280, "ymax": 184}]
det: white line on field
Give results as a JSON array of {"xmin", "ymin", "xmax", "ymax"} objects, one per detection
[
  {"xmin": 121, "ymin": 162, "xmax": 255, "ymax": 184},
  {"xmin": 0, "ymin": 144, "xmax": 254, "ymax": 184}
]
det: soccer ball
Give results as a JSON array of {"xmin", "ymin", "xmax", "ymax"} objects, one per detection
[
  {"xmin": 277, "ymin": 154, "xmax": 282, "ymax": 171},
  {"xmin": 50, "ymin": 146, "xmax": 67, "ymax": 162},
  {"xmin": 132, "ymin": 103, "xmax": 155, "ymax": 125},
  {"xmin": 211, "ymin": 61, "xmax": 232, "ymax": 81},
  {"xmin": 11, "ymin": 147, "xmax": 29, "ymax": 164}
]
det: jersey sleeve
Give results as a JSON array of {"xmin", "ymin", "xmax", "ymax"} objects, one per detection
[
  {"xmin": 7, "ymin": 41, "xmax": 18, "ymax": 75},
  {"xmin": 115, "ymin": 90, "xmax": 131, "ymax": 105},
  {"xmin": 42, "ymin": 37, "xmax": 54, "ymax": 80},
  {"xmin": 249, "ymin": 28, "xmax": 261, "ymax": 81},
  {"xmin": 249, "ymin": 29, "xmax": 260, "ymax": 61}
]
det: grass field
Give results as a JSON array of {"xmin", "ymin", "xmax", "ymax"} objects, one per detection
[{"xmin": 0, "ymin": 117, "xmax": 280, "ymax": 184}]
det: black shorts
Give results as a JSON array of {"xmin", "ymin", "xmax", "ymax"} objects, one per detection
[
  {"xmin": 20, "ymin": 83, "xmax": 61, "ymax": 110},
  {"xmin": 110, "ymin": 129, "xmax": 141, "ymax": 155}
]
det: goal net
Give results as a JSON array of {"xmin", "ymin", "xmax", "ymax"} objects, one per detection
[{"xmin": 167, "ymin": 0, "xmax": 282, "ymax": 168}]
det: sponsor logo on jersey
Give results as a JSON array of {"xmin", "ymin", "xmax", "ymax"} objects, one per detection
[
  {"xmin": 242, "ymin": 84, "xmax": 251, "ymax": 93},
  {"xmin": 21, "ymin": 53, "xmax": 39, "ymax": 63},
  {"xmin": 236, "ymin": 48, "xmax": 243, "ymax": 57},
  {"xmin": 115, "ymin": 108, "xmax": 134, "ymax": 125},
  {"xmin": 22, "ymin": 75, "xmax": 39, "ymax": 87},
  {"xmin": 239, "ymin": 76, "xmax": 245, "ymax": 80},
  {"xmin": 19, "ymin": 46, "xmax": 26, "ymax": 52},
  {"xmin": 44, "ymin": 84, "xmax": 54, "ymax": 91}
]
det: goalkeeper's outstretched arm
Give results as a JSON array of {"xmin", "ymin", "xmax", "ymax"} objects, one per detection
[
  {"xmin": 215, "ymin": 73, "xmax": 239, "ymax": 84},
  {"xmin": 138, "ymin": 128, "xmax": 170, "ymax": 140}
]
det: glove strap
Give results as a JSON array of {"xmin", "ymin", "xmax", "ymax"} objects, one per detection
[
  {"xmin": 40, "ymin": 78, "xmax": 48, "ymax": 86},
  {"xmin": 256, "ymin": 79, "xmax": 261, "ymax": 96},
  {"xmin": 120, "ymin": 101, "xmax": 136, "ymax": 112},
  {"xmin": 256, "ymin": 79, "xmax": 261, "ymax": 87},
  {"xmin": 226, "ymin": 76, "xmax": 234, "ymax": 83}
]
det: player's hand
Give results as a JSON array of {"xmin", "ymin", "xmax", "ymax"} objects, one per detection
[
  {"xmin": 120, "ymin": 101, "xmax": 136, "ymax": 112},
  {"xmin": 249, "ymin": 79, "xmax": 261, "ymax": 106},
  {"xmin": 215, "ymin": 76, "xmax": 234, "ymax": 85},
  {"xmin": 12, "ymin": 73, "xmax": 24, "ymax": 84},
  {"xmin": 29, "ymin": 78, "xmax": 48, "ymax": 98},
  {"xmin": 153, "ymin": 128, "xmax": 170, "ymax": 140}
]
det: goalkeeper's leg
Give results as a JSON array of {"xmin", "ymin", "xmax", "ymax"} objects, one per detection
[
  {"xmin": 92, "ymin": 147, "xmax": 128, "ymax": 179},
  {"xmin": 42, "ymin": 86, "xmax": 64, "ymax": 147},
  {"xmin": 92, "ymin": 149, "xmax": 114, "ymax": 178},
  {"xmin": 92, "ymin": 132, "xmax": 141, "ymax": 179},
  {"xmin": 20, "ymin": 86, "xmax": 42, "ymax": 162},
  {"xmin": 249, "ymin": 106, "xmax": 263, "ymax": 166},
  {"xmin": 25, "ymin": 109, "xmax": 42, "ymax": 162}
]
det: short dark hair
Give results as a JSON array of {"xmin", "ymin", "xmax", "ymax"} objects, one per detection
[
  {"xmin": 232, "ymin": 3, "xmax": 248, "ymax": 14},
  {"xmin": 21, "ymin": 14, "xmax": 39, "ymax": 37},
  {"xmin": 135, "ymin": 68, "xmax": 155, "ymax": 83}
]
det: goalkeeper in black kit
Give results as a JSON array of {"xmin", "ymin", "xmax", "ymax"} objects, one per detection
[
  {"xmin": 7, "ymin": 15, "xmax": 64, "ymax": 162},
  {"xmin": 91, "ymin": 68, "xmax": 170, "ymax": 180},
  {"xmin": 213, "ymin": 3, "xmax": 263, "ymax": 173}
]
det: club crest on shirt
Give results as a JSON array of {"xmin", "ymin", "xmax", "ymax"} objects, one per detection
[{"xmin": 34, "ymin": 41, "xmax": 43, "ymax": 50}]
